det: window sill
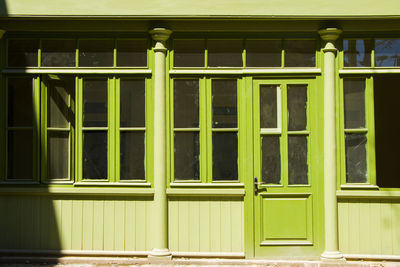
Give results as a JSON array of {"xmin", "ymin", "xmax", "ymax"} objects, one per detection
[
  {"xmin": 169, "ymin": 68, "xmax": 321, "ymax": 75},
  {"xmin": 337, "ymin": 190, "xmax": 400, "ymax": 199},
  {"xmin": 170, "ymin": 182, "xmax": 244, "ymax": 188},
  {"xmin": 340, "ymin": 184, "xmax": 379, "ymax": 190}
]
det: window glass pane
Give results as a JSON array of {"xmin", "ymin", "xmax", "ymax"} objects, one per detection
[
  {"xmin": 174, "ymin": 132, "xmax": 200, "ymax": 180},
  {"xmin": 287, "ymin": 85, "xmax": 307, "ymax": 131},
  {"xmin": 174, "ymin": 79, "xmax": 199, "ymax": 128},
  {"xmin": 212, "ymin": 132, "xmax": 238, "ymax": 180},
  {"xmin": 117, "ymin": 39, "xmax": 147, "ymax": 67},
  {"xmin": 343, "ymin": 39, "xmax": 372, "ymax": 67},
  {"xmin": 260, "ymin": 85, "xmax": 277, "ymax": 128},
  {"xmin": 120, "ymin": 79, "xmax": 145, "ymax": 127},
  {"xmin": 48, "ymin": 131, "xmax": 69, "ymax": 179},
  {"xmin": 212, "ymin": 79, "xmax": 237, "ymax": 128},
  {"xmin": 79, "ymin": 40, "xmax": 114, "ymax": 67},
  {"xmin": 8, "ymin": 131, "xmax": 33, "ymax": 179},
  {"xmin": 343, "ymin": 80, "xmax": 365, "ymax": 129},
  {"xmin": 120, "ymin": 131, "xmax": 145, "ymax": 180},
  {"xmin": 375, "ymin": 39, "xmax": 400, "ymax": 67},
  {"xmin": 261, "ymin": 136, "xmax": 281, "ymax": 184},
  {"xmin": 246, "ymin": 40, "xmax": 281, "ymax": 67},
  {"xmin": 83, "ymin": 79, "xmax": 108, "ymax": 127},
  {"xmin": 48, "ymin": 76, "xmax": 74, "ymax": 128},
  {"xmin": 8, "ymin": 39, "xmax": 39, "ymax": 67},
  {"xmin": 345, "ymin": 133, "xmax": 367, "ymax": 183},
  {"xmin": 288, "ymin": 136, "xmax": 308, "ymax": 184},
  {"xmin": 174, "ymin": 40, "xmax": 205, "ymax": 67},
  {"xmin": 284, "ymin": 40, "xmax": 315, "ymax": 67},
  {"xmin": 83, "ymin": 131, "xmax": 107, "ymax": 179},
  {"xmin": 41, "ymin": 39, "xmax": 76, "ymax": 67},
  {"xmin": 8, "ymin": 78, "xmax": 33, "ymax": 127},
  {"xmin": 208, "ymin": 40, "xmax": 243, "ymax": 67}
]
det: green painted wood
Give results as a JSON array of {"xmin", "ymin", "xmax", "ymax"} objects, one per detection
[
  {"xmin": 71, "ymin": 200, "xmax": 83, "ymax": 250},
  {"xmin": 92, "ymin": 200, "xmax": 104, "ymax": 250},
  {"xmin": 82, "ymin": 200, "xmax": 94, "ymax": 250},
  {"xmin": 124, "ymin": 200, "xmax": 135, "ymax": 251},
  {"xmin": 114, "ymin": 200, "xmax": 125, "ymax": 251}
]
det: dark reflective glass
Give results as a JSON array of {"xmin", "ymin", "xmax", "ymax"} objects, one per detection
[
  {"xmin": 41, "ymin": 39, "xmax": 76, "ymax": 67},
  {"xmin": 212, "ymin": 80, "xmax": 237, "ymax": 128},
  {"xmin": 260, "ymin": 85, "xmax": 277, "ymax": 128},
  {"xmin": 83, "ymin": 79, "xmax": 108, "ymax": 127},
  {"xmin": 117, "ymin": 39, "xmax": 147, "ymax": 67},
  {"xmin": 246, "ymin": 40, "xmax": 281, "ymax": 67},
  {"xmin": 174, "ymin": 40, "xmax": 205, "ymax": 67},
  {"xmin": 174, "ymin": 132, "xmax": 200, "ymax": 180},
  {"xmin": 120, "ymin": 132, "xmax": 145, "ymax": 180},
  {"xmin": 284, "ymin": 40, "xmax": 315, "ymax": 67},
  {"xmin": 79, "ymin": 40, "xmax": 114, "ymax": 67},
  {"xmin": 212, "ymin": 132, "xmax": 238, "ymax": 180},
  {"xmin": 83, "ymin": 131, "xmax": 107, "ymax": 179},
  {"xmin": 343, "ymin": 39, "xmax": 372, "ymax": 67},
  {"xmin": 8, "ymin": 131, "xmax": 33, "ymax": 179},
  {"xmin": 47, "ymin": 131, "xmax": 69, "ymax": 179},
  {"xmin": 208, "ymin": 40, "xmax": 243, "ymax": 67},
  {"xmin": 287, "ymin": 85, "xmax": 307, "ymax": 131},
  {"xmin": 288, "ymin": 136, "xmax": 308, "ymax": 185},
  {"xmin": 47, "ymin": 76, "xmax": 74, "ymax": 128},
  {"xmin": 8, "ymin": 39, "xmax": 39, "ymax": 67},
  {"xmin": 8, "ymin": 78, "xmax": 33, "ymax": 127},
  {"xmin": 345, "ymin": 133, "xmax": 367, "ymax": 183},
  {"xmin": 174, "ymin": 79, "xmax": 199, "ymax": 128},
  {"xmin": 375, "ymin": 39, "xmax": 400, "ymax": 67},
  {"xmin": 261, "ymin": 136, "xmax": 281, "ymax": 184},
  {"xmin": 120, "ymin": 79, "xmax": 145, "ymax": 127},
  {"xmin": 343, "ymin": 80, "xmax": 365, "ymax": 129}
]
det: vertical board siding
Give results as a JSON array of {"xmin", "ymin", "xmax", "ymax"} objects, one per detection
[
  {"xmin": 168, "ymin": 197, "xmax": 244, "ymax": 253},
  {"xmin": 338, "ymin": 199, "xmax": 400, "ymax": 255},
  {"xmin": 0, "ymin": 195, "xmax": 153, "ymax": 252}
]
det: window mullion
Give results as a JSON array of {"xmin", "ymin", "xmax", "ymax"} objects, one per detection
[
  {"xmin": 33, "ymin": 76, "xmax": 41, "ymax": 182},
  {"xmin": 366, "ymin": 76, "xmax": 376, "ymax": 186},
  {"xmin": 281, "ymin": 83, "xmax": 288, "ymax": 187},
  {"xmin": 109, "ymin": 76, "xmax": 116, "ymax": 182}
]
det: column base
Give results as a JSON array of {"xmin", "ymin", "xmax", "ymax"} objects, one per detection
[
  {"xmin": 321, "ymin": 250, "xmax": 346, "ymax": 262},
  {"xmin": 148, "ymin": 248, "xmax": 172, "ymax": 260}
]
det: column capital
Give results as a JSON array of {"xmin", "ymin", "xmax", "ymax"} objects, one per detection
[
  {"xmin": 318, "ymin": 28, "xmax": 342, "ymax": 42},
  {"xmin": 149, "ymin": 28, "xmax": 172, "ymax": 42},
  {"xmin": 0, "ymin": 29, "xmax": 6, "ymax": 39}
]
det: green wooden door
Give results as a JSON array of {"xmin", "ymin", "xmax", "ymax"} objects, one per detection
[{"xmin": 252, "ymin": 78, "xmax": 323, "ymax": 258}]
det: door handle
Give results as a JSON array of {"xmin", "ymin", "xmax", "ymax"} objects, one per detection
[{"xmin": 254, "ymin": 177, "xmax": 263, "ymax": 195}]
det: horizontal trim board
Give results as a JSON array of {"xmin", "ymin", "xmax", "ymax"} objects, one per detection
[
  {"xmin": 166, "ymin": 188, "xmax": 245, "ymax": 196},
  {"xmin": 340, "ymin": 69, "xmax": 400, "ymax": 74},
  {"xmin": 2, "ymin": 69, "xmax": 152, "ymax": 74},
  {"xmin": 344, "ymin": 254, "xmax": 400, "ymax": 260},
  {"xmin": 170, "ymin": 69, "xmax": 322, "ymax": 75},
  {"xmin": 170, "ymin": 182, "xmax": 244, "ymax": 187},
  {"xmin": 0, "ymin": 187, "xmax": 155, "ymax": 196},
  {"xmin": 340, "ymin": 184, "xmax": 379, "ymax": 189},
  {"xmin": 337, "ymin": 190, "xmax": 400, "ymax": 199},
  {"xmin": 260, "ymin": 241, "xmax": 313, "ymax": 246},
  {"xmin": 259, "ymin": 192, "xmax": 312, "ymax": 197}
]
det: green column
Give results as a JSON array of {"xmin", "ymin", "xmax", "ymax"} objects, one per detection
[
  {"xmin": 318, "ymin": 28, "xmax": 344, "ymax": 261},
  {"xmin": 149, "ymin": 28, "xmax": 172, "ymax": 259}
]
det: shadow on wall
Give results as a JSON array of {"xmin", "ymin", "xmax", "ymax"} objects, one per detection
[{"xmin": 0, "ymin": 0, "xmax": 7, "ymax": 16}]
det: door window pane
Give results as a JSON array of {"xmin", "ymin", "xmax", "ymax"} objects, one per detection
[
  {"xmin": 79, "ymin": 40, "xmax": 114, "ymax": 67},
  {"xmin": 8, "ymin": 78, "xmax": 33, "ymax": 127},
  {"xmin": 343, "ymin": 39, "xmax": 372, "ymax": 67},
  {"xmin": 284, "ymin": 40, "xmax": 315, "ymax": 67},
  {"xmin": 8, "ymin": 39, "xmax": 39, "ymax": 67},
  {"xmin": 117, "ymin": 39, "xmax": 147, "ymax": 67},
  {"xmin": 288, "ymin": 136, "xmax": 308, "ymax": 185},
  {"xmin": 120, "ymin": 79, "xmax": 145, "ymax": 127},
  {"xmin": 260, "ymin": 85, "xmax": 277, "ymax": 128},
  {"xmin": 287, "ymin": 85, "xmax": 307, "ymax": 131},
  {"xmin": 41, "ymin": 39, "xmax": 76, "ymax": 67},
  {"xmin": 246, "ymin": 40, "xmax": 281, "ymax": 67},
  {"xmin": 212, "ymin": 132, "xmax": 238, "ymax": 180},
  {"xmin": 261, "ymin": 136, "xmax": 281, "ymax": 184},
  {"xmin": 83, "ymin": 79, "xmax": 108, "ymax": 127},
  {"xmin": 174, "ymin": 132, "xmax": 200, "ymax": 180},
  {"xmin": 212, "ymin": 80, "xmax": 237, "ymax": 128},
  {"xmin": 343, "ymin": 80, "xmax": 365, "ymax": 129},
  {"xmin": 208, "ymin": 40, "xmax": 243, "ymax": 67},
  {"xmin": 83, "ymin": 131, "xmax": 107, "ymax": 179},
  {"xmin": 345, "ymin": 133, "xmax": 367, "ymax": 183},
  {"xmin": 48, "ymin": 131, "xmax": 69, "ymax": 179},
  {"xmin": 8, "ymin": 131, "xmax": 33, "ymax": 179},
  {"xmin": 120, "ymin": 132, "xmax": 145, "ymax": 180},
  {"xmin": 375, "ymin": 39, "xmax": 400, "ymax": 67},
  {"xmin": 174, "ymin": 40, "xmax": 205, "ymax": 67},
  {"xmin": 48, "ymin": 76, "xmax": 74, "ymax": 128},
  {"xmin": 174, "ymin": 79, "xmax": 199, "ymax": 128}
]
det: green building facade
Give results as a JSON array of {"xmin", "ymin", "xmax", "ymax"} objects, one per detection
[{"xmin": 1, "ymin": 0, "xmax": 400, "ymax": 261}]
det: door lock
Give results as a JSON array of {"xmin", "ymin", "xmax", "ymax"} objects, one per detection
[{"xmin": 254, "ymin": 177, "xmax": 263, "ymax": 195}]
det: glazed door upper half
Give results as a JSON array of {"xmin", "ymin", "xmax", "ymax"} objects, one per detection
[{"xmin": 252, "ymin": 79, "xmax": 322, "ymax": 257}]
